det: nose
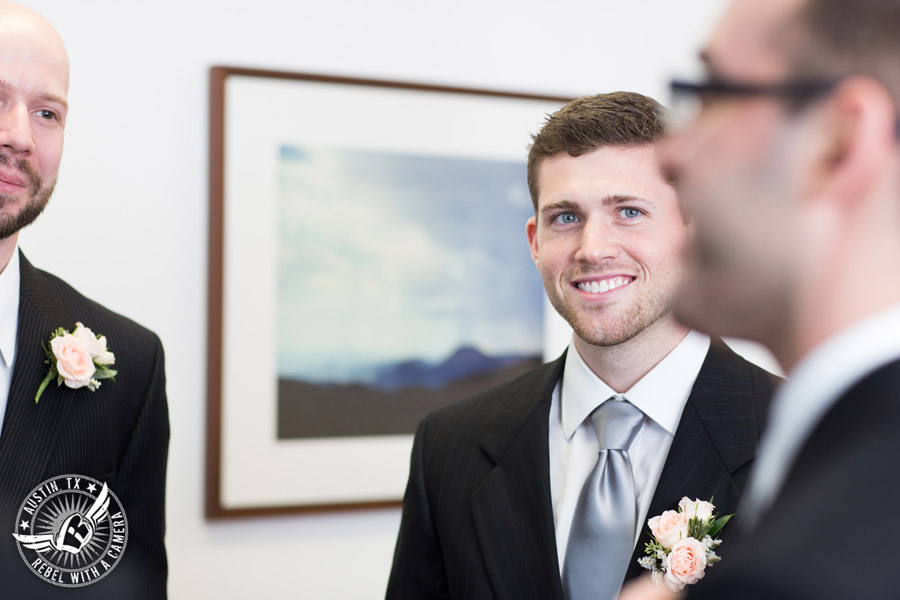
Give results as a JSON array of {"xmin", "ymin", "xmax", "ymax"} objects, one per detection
[
  {"xmin": 0, "ymin": 102, "xmax": 35, "ymax": 155},
  {"xmin": 573, "ymin": 217, "xmax": 620, "ymax": 264}
]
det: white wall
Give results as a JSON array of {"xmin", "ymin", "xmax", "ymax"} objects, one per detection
[{"xmin": 14, "ymin": 1, "xmax": 741, "ymax": 597}]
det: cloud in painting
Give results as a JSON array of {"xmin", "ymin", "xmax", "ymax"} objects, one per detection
[{"xmin": 277, "ymin": 145, "xmax": 543, "ymax": 382}]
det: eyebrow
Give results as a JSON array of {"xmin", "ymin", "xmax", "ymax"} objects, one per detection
[
  {"xmin": 699, "ymin": 49, "xmax": 712, "ymax": 67},
  {"xmin": 540, "ymin": 195, "xmax": 649, "ymax": 214},
  {"xmin": 0, "ymin": 79, "xmax": 68, "ymax": 111},
  {"xmin": 697, "ymin": 50, "xmax": 726, "ymax": 80}
]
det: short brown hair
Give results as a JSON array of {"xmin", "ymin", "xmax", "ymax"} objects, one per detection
[
  {"xmin": 526, "ymin": 91, "xmax": 667, "ymax": 211},
  {"xmin": 782, "ymin": 0, "xmax": 900, "ymax": 101}
]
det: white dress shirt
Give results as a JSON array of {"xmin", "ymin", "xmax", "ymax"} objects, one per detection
[
  {"xmin": 743, "ymin": 302, "xmax": 900, "ymax": 525},
  {"xmin": 549, "ymin": 329, "xmax": 710, "ymax": 571},
  {"xmin": 0, "ymin": 247, "xmax": 20, "ymax": 436}
]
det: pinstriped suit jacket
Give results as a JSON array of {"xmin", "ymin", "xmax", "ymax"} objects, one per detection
[
  {"xmin": 387, "ymin": 340, "xmax": 778, "ymax": 600},
  {"xmin": 0, "ymin": 252, "xmax": 169, "ymax": 598}
]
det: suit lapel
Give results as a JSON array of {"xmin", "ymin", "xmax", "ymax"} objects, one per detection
[
  {"xmin": 470, "ymin": 355, "xmax": 565, "ymax": 600},
  {"xmin": 624, "ymin": 341, "xmax": 763, "ymax": 582},
  {"xmin": 0, "ymin": 252, "xmax": 77, "ymax": 516}
]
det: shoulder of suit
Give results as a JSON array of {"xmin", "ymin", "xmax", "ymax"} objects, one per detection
[
  {"xmin": 420, "ymin": 354, "xmax": 564, "ymax": 429},
  {"xmin": 704, "ymin": 339, "xmax": 782, "ymax": 421},
  {"xmin": 26, "ymin": 261, "xmax": 163, "ymax": 354}
]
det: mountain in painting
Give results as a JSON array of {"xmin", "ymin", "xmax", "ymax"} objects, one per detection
[{"xmin": 371, "ymin": 345, "xmax": 533, "ymax": 391}]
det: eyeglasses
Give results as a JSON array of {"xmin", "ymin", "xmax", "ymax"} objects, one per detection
[{"xmin": 668, "ymin": 77, "xmax": 839, "ymax": 128}]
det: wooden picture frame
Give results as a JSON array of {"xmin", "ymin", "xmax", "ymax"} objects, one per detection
[{"xmin": 206, "ymin": 66, "xmax": 570, "ymax": 517}]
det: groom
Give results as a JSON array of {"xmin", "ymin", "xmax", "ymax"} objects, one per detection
[
  {"xmin": 0, "ymin": 2, "xmax": 169, "ymax": 597},
  {"xmin": 387, "ymin": 91, "xmax": 778, "ymax": 600}
]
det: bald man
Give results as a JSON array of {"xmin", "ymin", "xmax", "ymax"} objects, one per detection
[{"xmin": 0, "ymin": 3, "xmax": 168, "ymax": 598}]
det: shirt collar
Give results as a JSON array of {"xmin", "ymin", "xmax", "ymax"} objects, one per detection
[
  {"xmin": 561, "ymin": 330, "xmax": 710, "ymax": 439},
  {"xmin": 744, "ymin": 302, "xmax": 900, "ymax": 521},
  {"xmin": 0, "ymin": 247, "xmax": 20, "ymax": 369},
  {"xmin": 768, "ymin": 302, "xmax": 900, "ymax": 453}
]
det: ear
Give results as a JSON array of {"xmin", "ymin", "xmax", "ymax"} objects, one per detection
[
  {"xmin": 807, "ymin": 76, "xmax": 897, "ymax": 208},
  {"xmin": 526, "ymin": 216, "xmax": 540, "ymax": 268}
]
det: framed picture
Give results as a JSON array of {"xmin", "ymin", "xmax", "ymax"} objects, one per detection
[{"xmin": 206, "ymin": 66, "xmax": 570, "ymax": 517}]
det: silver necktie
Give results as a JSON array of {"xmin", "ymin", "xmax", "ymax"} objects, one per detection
[{"xmin": 562, "ymin": 396, "xmax": 645, "ymax": 600}]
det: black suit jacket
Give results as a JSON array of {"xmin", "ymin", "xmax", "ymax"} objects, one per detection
[
  {"xmin": 688, "ymin": 358, "xmax": 900, "ymax": 600},
  {"xmin": 387, "ymin": 340, "xmax": 778, "ymax": 600},
  {"xmin": 0, "ymin": 252, "xmax": 169, "ymax": 598}
]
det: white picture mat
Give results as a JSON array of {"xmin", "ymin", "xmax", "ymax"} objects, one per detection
[{"xmin": 219, "ymin": 74, "xmax": 566, "ymax": 508}]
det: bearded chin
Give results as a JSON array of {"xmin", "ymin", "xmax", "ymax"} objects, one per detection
[{"xmin": 0, "ymin": 182, "xmax": 54, "ymax": 240}]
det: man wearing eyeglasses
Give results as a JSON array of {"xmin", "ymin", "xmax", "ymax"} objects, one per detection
[{"xmin": 620, "ymin": 0, "xmax": 900, "ymax": 598}]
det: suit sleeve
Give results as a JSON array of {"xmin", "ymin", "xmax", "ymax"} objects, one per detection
[
  {"xmin": 109, "ymin": 337, "xmax": 170, "ymax": 599},
  {"xmin": 386, "ymin": 417, "xmax": 450, "ymax": 600}
]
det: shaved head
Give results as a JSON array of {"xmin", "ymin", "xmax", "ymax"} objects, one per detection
[{"xmin": 0, "ymin": 1, "xmax": 69, "ymax": 91}]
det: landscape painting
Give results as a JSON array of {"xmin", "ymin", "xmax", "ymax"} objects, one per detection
[{"xmin": 276, "ymin": 145, "xmax": 544, "ymax": 439}]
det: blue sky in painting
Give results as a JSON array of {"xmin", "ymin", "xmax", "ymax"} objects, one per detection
[{"xmin": 277, "ymin": 145, "xmax": 543, "ymax": 383}]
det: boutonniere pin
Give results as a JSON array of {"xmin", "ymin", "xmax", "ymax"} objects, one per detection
[
  {"xmin": 637, "ymin": 497, "xmax": 732, "ymax": 591},
  {"xmin": 35, "ymin": 322, "xmax": 117, "ymax": 403}
]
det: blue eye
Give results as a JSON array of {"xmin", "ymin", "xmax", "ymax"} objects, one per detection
[
  {"xmin": 619, "ymin": 207, "xmax": 642, "ymax": 218},
  {"xmin": 554, "ymin": 212, "xmax": 579, "ymax": 224}
]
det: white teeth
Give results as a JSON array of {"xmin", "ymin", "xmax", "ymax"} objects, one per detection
[{"xmin": 578, "ymin": 277, "xmax": 631, "ymax": 294}]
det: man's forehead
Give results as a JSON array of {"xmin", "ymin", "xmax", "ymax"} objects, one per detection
[
  {"xmin": 703, "ymin": 0, "xmax": 807, "ymax": 81},
  {"xmin": 0, "ymin": 2, "xmax": 69, "ymax": 94},
  {"xmin": 535, "ymin": 144, "xmax": 674, "ymax": 207}
]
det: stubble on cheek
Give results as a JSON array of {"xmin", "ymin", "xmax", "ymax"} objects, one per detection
[{"xmin": 541, "ymin": 261, "xmax": 681, "ymax": 348}]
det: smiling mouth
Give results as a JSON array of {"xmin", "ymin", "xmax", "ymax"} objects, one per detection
[{"xmin": 575, "ymin": 276, "xmax": 634, "ymax": 294}]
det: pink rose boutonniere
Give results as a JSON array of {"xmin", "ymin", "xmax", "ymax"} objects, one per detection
[
  {"xmin": 637, "ymin": 497, "xmax": 733, "ymax": 592},
  {"xmin": 35, "ymin": 322, "xmax": 117, "ymax": 403}
]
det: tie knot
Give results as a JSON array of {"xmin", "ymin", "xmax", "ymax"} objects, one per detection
[{"xmin": 589, "ymin": 397, "xmax": 644, "ymax": 450}]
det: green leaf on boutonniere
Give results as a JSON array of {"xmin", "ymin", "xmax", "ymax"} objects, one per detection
[
  {"xmin": 35, "ymin": 336, "xmax": 59, "ymax": 404},
  {"xmin": 707, "ymin": 514, "xmax": 733, "ymax": 538},
  {"xmin": 34, "ymin": 370, "xmax": 55, "ymax": 404},
  {"xmin": 688, "ymin": 516, "xmax": 708, "ymax": 539},
  {"xmin": 93, "ymin": 365, "xmax": 118, "ymax": 381}
]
